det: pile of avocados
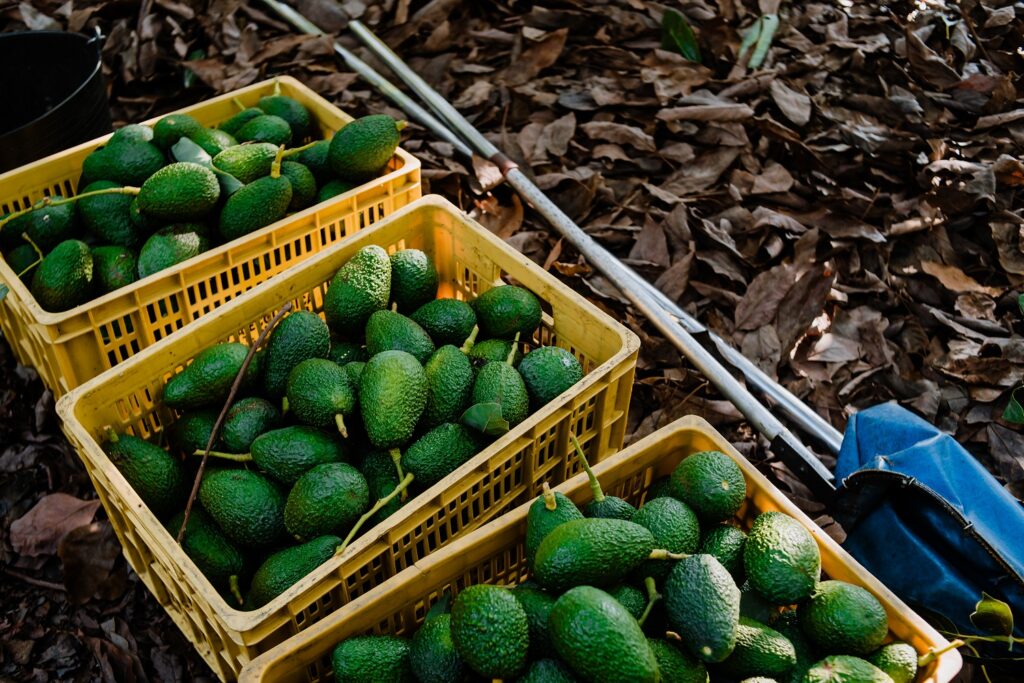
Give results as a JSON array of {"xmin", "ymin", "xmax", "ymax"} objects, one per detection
[
  {"xmin": 102, "ymin": 244, "xmax": 585, "ymax": 611},
  {"xmin": 0, "ymin": 87, "xmax": 404, "ymax": 313},
  {"xmin": 328, "ymin": 449, "xmax": 920, "ymax": 683}
]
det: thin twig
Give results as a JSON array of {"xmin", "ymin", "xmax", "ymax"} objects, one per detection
[
  {"xmin": 3, "ymin": 567, "xmax": 66, "ymax": 592},
  {"xmin": 958, "ymin": 5, "xmax": 992, "ymax": 65},
  {"xmin": 177, "ymin": 302, "xmax": 294, "ymax": 543}
]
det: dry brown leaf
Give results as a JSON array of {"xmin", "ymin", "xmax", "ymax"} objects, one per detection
[
  {"xmin": 10, "ymin": 494, "xmax": 101, "ymax": 558},
  {"xmin": 769, "ymin": 80, "xmax": 812, "ymax": 126},
  {"xmin": 501, "ymin": 28, "xmax": 568, "ymax": 86},
  {"xmin": 580, "ymin": 121, "xmax": 656, "ymax": 152},
  {"xmin": 657, "ymin": 103, "xmax": 754, "ymax": 122},
  {"xmin": 921, "ymin": 261, "xmax": 1002, "ymax": 297},
  {"xmin": 905, "ymin": 28, "xmax": 961, "ymax": 89},
  {"xmin": 751, "ymin": 162, "xmax": 795, "ymax": 194}
]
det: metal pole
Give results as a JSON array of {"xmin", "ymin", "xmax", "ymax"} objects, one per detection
[
  {"xmin": 345, "ymin": 20, "xmax": 843, "ymax": 455},
  {"xmin": 259, "ymin": 0, "xmax": 473, "ymax": 157}
]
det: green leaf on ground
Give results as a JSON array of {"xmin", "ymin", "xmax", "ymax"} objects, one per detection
[
  {"xmin": 971, "ymin": 592, "xmax": 1014, "ymax": 639},
  {"xmin": 661, "ymin": 9, "xmax": 701, "ymax": 63},
  {"xmin": 461, "ymin": 402, "xmax": 509, "ymax": 436}
]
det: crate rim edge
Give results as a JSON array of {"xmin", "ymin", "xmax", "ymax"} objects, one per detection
[
  {"xmin": 0, "ymin": 75, "xmax": 419, "ymax": 324},
  {"xmin": 237, "ymin": 413, "xmax": 962, "ymax": 683},
  {"xmin": 55, "ymin": 193, "xmax": 641, "ymax": 629}
]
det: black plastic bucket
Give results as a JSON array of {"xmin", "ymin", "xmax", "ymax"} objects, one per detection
[{"xmin": 0, "ymin": 29, "xmax": 112, "ymax": 174}]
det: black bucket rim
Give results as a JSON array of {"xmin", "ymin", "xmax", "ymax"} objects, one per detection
[{"xmin": 0, "ymin": 29, "xmax": 104, "ymax": 142}]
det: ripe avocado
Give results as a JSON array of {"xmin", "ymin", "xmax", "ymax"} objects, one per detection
[
  {"xmin": 284, "ymin": 462, "xmax": 369, "ymax": 540},
  {"xmin": 92, "ymin": 245, "xmax": 138, "ymax": 293},
  {"xmin": 533, "ymin": 517, "xmax": 657, "ymax": 592},
  {"xmin": 280, "ymin": 161, "xmax": 317, "ymax": 211},
  {"xmin": 328, "ymin": 114, "xmax": 403, "ymax": 181},
  {"xmin": 168, "ymin": 409, "xmax": 218, "ymax": 456},
  {"xmin": 104, "ymin": 432, "xmax": 185, "ymax": 518},
  {"xmin": 512, "ymin": 582, "xmax": 557, "ymax": 658},
  {"xmin": 744, "ymin": 511, "xmax": 821, "ymax": 605},
  {"xmin": 411, "ymin": 298, "xmax": 477, "ymax": 347},
  {"xmin": 867, "ymin": 642, "xmax": 918, "ymax": 683},
  {"xmin": 166, "ymin": 506, "xmax": 245, "ymax": 588},
  {"xmin": 220, "ymin": 397, "xmax": 280, "ymax": 453},
  {"xmin": 421, "ymin": 345, "xmax": 474, "ymax": 428},
  {"xmin": 802, "ymin": 655, "xmax": 894, "ymax": 683},
  {"xmin": 137, "ymin": 223, "xmax": 210, "ymax": 278},
  {"xmin": 607, "ymin": 583, "xmax": 647, "ymax": 620},
  {"xmin": 2, "ymin": 197, "xmax": 77, "ymax": 251},
  {"xmin": 236, "ymin": 114, "xmax": 293, "ymax": 146},
  {"xmin": 258, "ymin": 95, "xmax": 313, "ymax": 139},
  {"xmin": 323, "ymin": 245, "xmax": 391, "ymax": 333},
  {"xmin": 218, "ymin": 152, "xmax": 292, "ymax": 241},
  {"xmin": 359, "ymin": 350, "xmax": 427, "ymax": 451},
  {"xmin": 771, "ymin": 609, "xmax": 818, "ymax": 683},
  {"xmin": 525, "ymin": 486, "xmax": 583, "ymax": 566},
  {"xmin": 110, "ymin": 123, "xmax": 153, "ymax": 144},
  {"xmin": 198, "ymin": 468, "xmax": 286, "ymax": 548},
  {"xmin": 163, "ymin": 342, "xmax": 261, "ymax": 409},
  {"xmin": 408, "ymin": 613, "xmax": 466, "ymax": 683},
  {"xmin": 317, "ymin": 178, "xmax": 356, "ymax": 202},
  {"xmin": 81, "ymin": 140, "xmax": 165, "ymax": 186},
  {"xmin": 262, "ymin": 310, "xmax": 331, "ymax": 398},
  {"xmin": 451, "ymin": 585, "xmax": 529, "ymax": 679},
  {"xmin": 471, "ymin": 361, "xmax": 529, "ymax": 427},
  {"xmin": 664, "ymin": 553, "xmax": 741, "ymax": 662},
  {"xmin": 700, "ymin": 524, "xmax": 747, "ymax": 582},
  {"xmin": 647, "ymin": 638, "xmax": 708, "ymax": 683},
  {"xmin": 474, "ymin": 285, "xmax": 542, "ymax": 339},
  {"xmin": 467, "ymin": 337, "xmax": 523, "ymax": 366},
  {"xmin": 328, "ymin": 340, "xmax": 368, "ymax": 366},
  {"xmin": 514, "ymin": 658, "xmax": 578, "ymax": 683},
  {"xmin": 799, "ymin": 580, "xmax": 888, "ymax": 655},
  {"xmin": 549, "ymin": 585, "xmax": 659, "ymax": 683},
  {"xmin": 671, "ymin": 449, "xmax": 747, "ymax": 523},
  {"xmin": 518, "ymin": 346, "xmax": 584, "ymax": 408},
  {"xmin": 401, "ymin": 423, "xmax": 481, "ymax": 487},
  {"xmin": 152, "ymin": 113, "xmax": 203, "ymax": 150},
  {"xmin": 285, "ymin": 358, "xmax": 356, "ymax": 435},
  {"xmin": 632, "ymin": 496, "xmax": 701, "ymax": 579},
  {"xmin": 718, "ymin": 616, "xmax": 798, "ymax": 679},
  {"xmin": 390, "ymin": 249, "xmax": 438, "ymax": 312},
  {"xmin": 249, "ymin": 535, "xmax": 342, "ymax": 608},
  {"xmin": 332, "ymin": 635, "xmax": 413, "ymax": 682},
  {"xmin": 365, "ymin": 309, "xmax": 436, "ymax": 364},
  {"xmin": 30, "ymin": 239, "xmax": 93, "ymax": 312},
  {"xmin": 212, "ymin": 142, "xmax": 278, "ymax": 184},
  {"xmin": 250, "ymin": 425, "xmax": 346, "ymax": 485},
  {"xmin": 138, "ymin": 162, "xmax": 221, "ymax": 221},
  {"xmin": 289, "ymin": 139, "xmax": 332, "ymax": 183},
  {"xmin": 6, "ymin": 244, "xmax": 39, "ymax": 280},
  {"xmin": 219, "ymin": 107, "xmax": 263, "ymax": 136}
]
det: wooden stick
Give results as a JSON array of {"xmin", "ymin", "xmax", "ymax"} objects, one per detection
[{"xmin": 177, "ymin": 302, "xmax": 293, "ymax": 543}]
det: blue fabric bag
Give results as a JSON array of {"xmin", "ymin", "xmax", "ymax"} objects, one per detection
[{"xmin": 834, "ymin": 402, "xmax": 1024, "ymax": 637}]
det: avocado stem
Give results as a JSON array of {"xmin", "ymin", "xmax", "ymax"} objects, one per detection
[
  {"xmin": 270, "ymin": 145, "xmax": 285, "ymax": 178},
  {"xmin": 395, "ymin": 119, "xmax": 408, "ymax": 132},
  {"xmin": 648, "ymin": 549, "xmax": 689, "ymax": 561},
  {"xmin": 229, "ymin": 575, "xmax": 244, "ymax": 606},
  {"xmin": 20, "ymin": 232, "xmax": 44, "ymax": 260},
  {"xmin": 280, "ymin": 141, "xmax": 318, "ymax": 158},
  {"xmin": 105, "ymin": 427, "xmax": 120, "ymax": 444},
  {"xmin": 0, "ymin": 187, "xmax": 141, "ymax": 232},
  {"xmin": 231, "ymin": 97, "xmax": 247, "ymax": 112},
  {"xmin": 637, "ymin": 576, "xmax": 661, "ymax": 627},
  {"xmin": 389, "ymin": 448, "xmax": 407, "ymax": 499},
  {"xmin": 541, "ymin": 482, "xmax": 558, "ymax": 511},
  {"xmin": 459, "ymin": 325, "xmax": 479, "ymax": 353},
  {"xmin": 335, "ymin": 413, "xmax": 349, "ymax": 439},
  {"xmin": 918, "ymin": 639, "xmax": 964, "ymax": 667},
  {"xmin": 504, "ymin": 332, "xmax": 521, "ymax": 365},
  {"xmin": 335, "ymin": 472, "xmax": 415, "ymax": 556},
  {"xmin": 570, "ymin": 433, "xmax": 606, "ymax": 503},
  {"xmin": 191, "ymin": 449, "xmax": 253, "ymax": 462},
  {"xmin": 281, "ymin": 397, "xmax": 289, "ymax": 414},
  {"xmin": 272, "ymin": 78, "xmax": 282, "ymax": 96}
]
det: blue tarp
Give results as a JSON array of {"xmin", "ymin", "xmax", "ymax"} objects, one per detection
[{"xmin": 835, "ymin": 402, "xmax": 1024, "ymax": 635}]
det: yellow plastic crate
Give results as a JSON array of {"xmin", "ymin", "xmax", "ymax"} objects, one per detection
[
  {"xmin": 56, "ymin": 195, "xmax": 640, "ymax": 681},
  {"xmin": 0, "ymin": 75, "xmax": 421, "ymax": 397},
  {"xmin": 239, "ymin": 415, "xmax": 963, "ymax": 683}
]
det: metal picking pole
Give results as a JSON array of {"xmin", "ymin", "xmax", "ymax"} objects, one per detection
[{"xmin": 259, "ymin": 0, "xmax": 837, "ymax": 497}]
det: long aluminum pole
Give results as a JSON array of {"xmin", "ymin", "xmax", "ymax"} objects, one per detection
[
  {"xmin": 259, "ymin": 0, "xmax": 472, "ymax": 157},
  {"xmin": 346, "ymin": 21, "xmax": 835, "ymax": 495},
  {"xmin": 345, "ymin": 20, "xmax": 842, "ymax": 456}
]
